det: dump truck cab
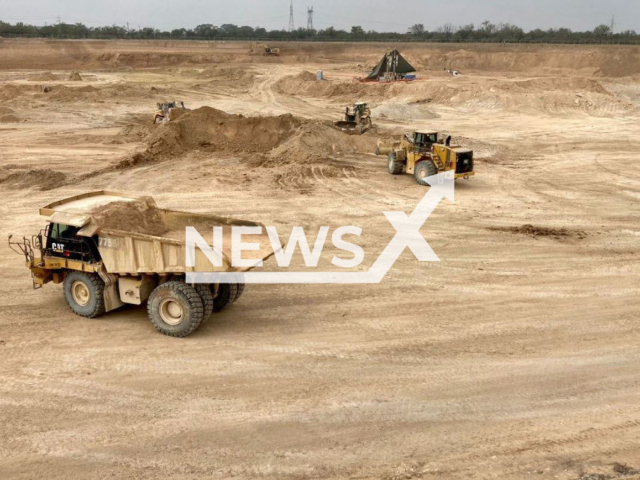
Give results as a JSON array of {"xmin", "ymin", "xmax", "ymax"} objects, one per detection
[{"xmin": 44, "ymin": 222, "xmax": 100, "ymax": 263}]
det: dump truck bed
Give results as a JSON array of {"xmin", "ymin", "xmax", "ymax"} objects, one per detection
[{"xmin": 40, "ymin": 191, "xmax": 275, "ymax": 275}]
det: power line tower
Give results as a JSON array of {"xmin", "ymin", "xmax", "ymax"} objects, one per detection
[
  {"xmin": 288, "ymin": 0, "xmax": 295, "ymax": 32},
  {"xmin": 307, "ymin": 6, "xmax": 314, "ymax": 30},
  {"xmin": 610, "ymin": 15, "xmax": 615, "ymax": 34}
]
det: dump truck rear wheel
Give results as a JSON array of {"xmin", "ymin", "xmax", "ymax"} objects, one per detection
[
  {"xmin": 234, "ymin": 283, "xmax": 246, "ymax": 303},
  {"xmin": 194, "ymin": 283, "xmax": 214, "ymax": 321},
  {"xmin": 388, "ymin": 152, "xmax": 403, "ymax": 175},
  {"xmin": 147, "ymin": 281, "xmax": 204, "ymax": 337},
  {"xmin": 63, "ymin": 272, "xmax": 106, "ymax": 318},
  {"xmin": 212, "ymin": 283, "xmax": 239, "ymax": 312},
  {"xmin": 414, "ymin": 160, "xmax": 438, "ymax": 186}
]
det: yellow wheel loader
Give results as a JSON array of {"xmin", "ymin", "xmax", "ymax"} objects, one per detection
[{"xmin": 385, "ymin": 130, "xmax": 474, "ymax": 185}]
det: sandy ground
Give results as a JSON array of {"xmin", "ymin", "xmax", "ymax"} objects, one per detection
[{"xmin": 1, "ymin": 39, "xmax": 640, "ymax": 479}]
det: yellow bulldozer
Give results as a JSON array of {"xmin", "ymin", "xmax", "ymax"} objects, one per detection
[
  {"xmin": 384, "ymin": 130, "xmax": 474, "ymax": 185},
  {"xmin": 334, "ymin": 102, "xmax": 372, "ymax": 135}
]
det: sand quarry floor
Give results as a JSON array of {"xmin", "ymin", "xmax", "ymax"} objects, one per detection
[{"xmin": 1, "ymin": 39, "xmax": 640, "ymax": 480}]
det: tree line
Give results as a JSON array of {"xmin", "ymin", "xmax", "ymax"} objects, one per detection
[{"xmin": 1, "ymin": 19, "xmax": 638, "ymax": 44}]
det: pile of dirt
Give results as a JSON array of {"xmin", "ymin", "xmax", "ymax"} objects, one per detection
[
  {"xmin": 0, "ymin": 84, "xmax": 49, "ymax": 101},
  {"xmin": 490, "ymin": 224, "xmax": 587, "ymax": 239},
  {"xmin": 0, "ymin": 114, "xmax": 21, "ymax": 123},
  {"xmin": 0, "ymin": 168, "xmax": 66, "ymax": 191},
  {"xmin": 27, "ymin": 71, "xmax": 61, "ymax": 81},
  {"xmin": 34, "ymin": 83, "xmax": 161, "ymax": 103},
  {"xmin": 372, "ymin": 103, "xmax": 440, "ymax": 121},
  {"xmin": 91, "ymin": 199, "xmax": 168, "ymax": 236},
  {"xmin": 68, "ymin": 71, "xmax": 83, "ymax": 81},
  {"xmin": 275, "ymin": 71, "xmax": 390, "ymax": 101},
  {"xmin": 115, "ymin": 106, "xmax": 377, "ymax": 169}
]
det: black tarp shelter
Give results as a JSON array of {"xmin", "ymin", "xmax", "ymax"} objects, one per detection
[{"xmin": 365, "ymin": 49, "xmax": 416, "ymax": 80}]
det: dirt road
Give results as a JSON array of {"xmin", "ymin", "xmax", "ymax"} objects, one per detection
[{"xmin": 1, "ymin": 39, "xmax": 640, "ymax": 480}]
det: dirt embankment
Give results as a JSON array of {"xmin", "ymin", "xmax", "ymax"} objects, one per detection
[
  {"xmin": 276, "ymin": 70, "xmax": 633, "ymax": 115},
  {"xmin": 0, "ymin": 167, "xmax": 67, "ymax": 190},
  {"xmin": 1, "ymin": 39, "xmax": 639, "ymax": 76},
  {"xmin": 0, "ymin": 82, "xmax": 164, "ymax": 105}
]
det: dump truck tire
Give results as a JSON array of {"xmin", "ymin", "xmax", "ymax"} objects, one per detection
[
  {"xmin": 63, "ymin": 272, "xmax": 106, "ymax": 318},
  {"xmin": 375, "ymin": 146, "xmax": 380, "ymax": 156},
  {"xmin": 388, "ymin": 152, "xmax": 403, "ymax": 175},
  {"xmin": 194, "ymin": 283, "xmax": 215, "ymax": 320},
  {"xmin": 212, "ymin": 283, "xmax": 239, "ymax": 312},
  {"xmin": 234, "ymin": 283, "xmax": 246, "ymax": 303},
  {"xmin": 414, "ymin": 160, "xmax": 438, "ymax": 186},
  {"xmin": 147, "ymin": 281, "xmax": 204, "ymax": 337}
]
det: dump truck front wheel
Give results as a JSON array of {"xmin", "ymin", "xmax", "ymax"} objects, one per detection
[
  {"xmin": 212, "ymin": 283, "xmax": 239, "ymax": 312},
  {"xmin": 414, "ymin": 160, "xmax": 438, "ymax": 186},
  {"xmin": 63, "ymin": 272, "xmax": 106, "ymax": 318},
  {"xmin": 147, "ymin": 281, "xmax": 204, "ymax": 337},
  {"xmin": 388, "ymin": 152, "xmax": 403, "ymax": 175}
]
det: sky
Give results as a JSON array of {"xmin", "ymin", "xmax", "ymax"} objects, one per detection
[{"xmin": 0, "ymin": 0, "xmax": 638, "ymax": 33}]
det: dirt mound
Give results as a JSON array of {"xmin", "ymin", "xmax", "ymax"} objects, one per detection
[
  {"xmin": 0, "ymin": 114, "xmax": 21, "ymax": 123},
  {"xmin": 118, "ymin": 106, "xmax": 302, "ymax": 167},
  {"xmin": 294, "ymin": 70, "xmax": 318, "ymax": 82},
  {"xmin": 116, "ymin": 106, "xmax": 377, "ymax": 170},
  {"xmin": 33, "ymin": 84, "xmax": 161, "ymax": 103},
  {"xmin": 91, "ymin": 199, "xmax": 168, "ymax": 236},
  {"xmin": 0, "ymin": 106, "xmax": 15, "ymax": 115},
  {"xmin": 0, "ymin": 84, "xmax": 49, "ymax": 101},
  {"xmin": 0, "ymin": 168, "xmax": 66, "ymax": 190},
  {"xmin": 490, "ymin": 224, "xmax": 587, "ymax": 239},
  {"xmin": 275, "ymin": 72, "xmax": 390, "ymax": 101},
  {"xmin": 28, "ymin": 71, "xmax": 61, "ymax": 81},
  {"xmin": 68, "ymin": 71, "xmax": 83, "ymax": 81},
  {"xmin": 372, "ymin": 103, "xmax": 440, "ymax": 121}
]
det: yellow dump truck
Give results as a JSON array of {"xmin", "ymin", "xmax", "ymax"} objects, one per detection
[{"xmin": 8, "ymin": 191, "xmax": 275, "ymax": 337}]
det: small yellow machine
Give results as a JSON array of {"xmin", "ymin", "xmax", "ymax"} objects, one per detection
[
  {"xmin": 385, "ymin": 130, "xmax": 474, "ymax": 185},
  {"xmin": 334, "ymin": 102, "xmax": 372, "ymax": 134},
  {"xmin": 250, "ymin": 43, "xmax": 280, "ymax": 56},
  {"xmin": 153, "ymin": 101, "xmax": 187, "ymax": 124}
]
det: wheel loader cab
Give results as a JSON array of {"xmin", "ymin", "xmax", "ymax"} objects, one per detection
[
  {"xmin": 45, "ymin": 223, "xmax": 100, "ymax": 263},
  {"xmin": 413, "ymin": 131, "xmax": 438, "ymax": 153}
]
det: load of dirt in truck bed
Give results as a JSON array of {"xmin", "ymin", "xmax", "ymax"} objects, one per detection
[
  {"xmin": 91, "ymin": 199, "xmax": 169, "ymax": 236},
  {"xmin": 115, "ymin": 106, "xmax": 377, "ymax": 169}
]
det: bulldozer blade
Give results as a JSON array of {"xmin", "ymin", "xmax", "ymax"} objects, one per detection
[{"xmin": 334, "ymin": 121, "xmax": 362, "ymax": 135}]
